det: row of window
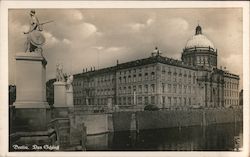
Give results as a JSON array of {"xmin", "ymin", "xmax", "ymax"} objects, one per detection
[
  {"xmin": 74, "ymin": 97, "xmax": 114, "ymax": 105},
  {"xmin": 224, "ymin": 81, "xmax": 239, "ymax": 89},
  {"xmin": 75, "ymin": 82, "xmax": 196, "ymax": 96},
  {"xmin": 118, "ymin": 84, "xmax": 195, "ymax": 94},
  {"xmin": 161, "ymin": 75, "xmax": 195, "ymax": 84},
  {"xmin": 224, "ymin": 99, "xmax": 238, "ymax": 106},
  {"xmin": 73, "ymin": 75, "xmax": 115, "ymax": 87},
  {"xmin": 117, "ymin": 96, "xmax": 194, "ymax": 106},
  {"xmin": 224, "ymin": 90, "xmax": 238, "ymax": 98},
  {"xmin": 118, "ymin": 74, "xmax": 196, "ymax": 84},
  {"xmin": 118, "ymin": 65, "xmax": 197, "ymax": 77},
  {"xmin": 74, "ymin": 97, "xmax": 238, "ymax": 106},
  {"xmin": 74, "ymin": 88, "xmax": 116, "ymax": 96},
  {"xmin": 185, "ymin": 55, "xmax": 216, "ymax": 64},
  {"xmin": 118, "ymin": 72, "xmax": 155, "ymax": 83},
  {"xmin": 118, "ymin": 66, "xmax": 155, "ymax": 76}
]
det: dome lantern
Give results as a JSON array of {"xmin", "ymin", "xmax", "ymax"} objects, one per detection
[{"xmin": 195, "ymin": 25, "xmax": 202, "ymax": 35}]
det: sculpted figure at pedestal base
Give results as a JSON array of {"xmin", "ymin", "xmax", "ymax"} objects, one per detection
[
  {"xmin": 56, "ymin": 64, "xmax": 65, "ymax": 82},
  {"xmin": 66, "ymin": 74, "xmax": 74, "ymax": 91}
]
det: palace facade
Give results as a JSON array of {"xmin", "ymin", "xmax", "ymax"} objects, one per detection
[{"xmin": 47, "ymin": 25, "xmax": 240, "ymax": 110}]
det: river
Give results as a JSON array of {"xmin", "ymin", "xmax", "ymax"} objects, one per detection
[{"xmin": 86, "ymin": 122, "xmax": 243, "ymax": 151}]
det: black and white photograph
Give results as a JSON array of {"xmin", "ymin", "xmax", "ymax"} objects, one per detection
[{"xmin": 1, "ymin": 1, "xmax": 249, "ymax": 157}]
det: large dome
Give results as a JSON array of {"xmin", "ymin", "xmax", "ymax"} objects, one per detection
[
  {"xmin": 185, "ymin": 25, "xmax": 215, "ymax": 49},
  {"xmin": 185, "ymin": 34, "xmax": 215, "ymax": 49}
]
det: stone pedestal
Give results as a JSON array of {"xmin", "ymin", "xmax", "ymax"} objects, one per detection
[
  {"xmin": 53, "ymin": 82, "xmax": 67, "ymax": 107},
  {"xmin": 14, "ymin": 52, "xmax": 49, "ymax": 108},
  {"xmin": 13, "ymin": 52, "xmax": 50, "ymax": 132},
  {"xmin": 53, "ymin": 82, "xmax": 71, "ymax": 118},
  {"xmin": 66, "ymin": 90, "xmax": 74, "ymax": 107}
]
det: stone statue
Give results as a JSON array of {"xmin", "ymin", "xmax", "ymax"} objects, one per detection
[
  {"xmin": 24, "ymin": 10, "xmax": 53, "ymax": 56},
  {"xmin": 66, "ymin": 74, "xmax": 74, "ymax": 91},
  {"xmin": 56, "ymin": 64, "xmax": 65, "ymax": 82}
]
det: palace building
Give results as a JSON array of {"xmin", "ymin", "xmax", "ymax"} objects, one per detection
[{"xmin": 47, "ymin": 25, "xmax": 240, "ymax": 111}]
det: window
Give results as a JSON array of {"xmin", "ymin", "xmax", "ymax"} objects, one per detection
[
  {"xmin": 128, "ymin": 86, "xmax": 131, "ymax": 94},
  {"xmin": 151, "ymin": 84, "xmax": 155, "ymax": 93},
  {"xmin": 133, "ymin": 74, "xmax": 136, "ymax": 82},
  {"xmin": 173, "ymin": 85, "xmax": 177, "ymax": 93},
  {"xmin": 144, "ymin": 96, "xmax": 149, "ymax": 105},
  {"xmin": 145, "ymin": 73, "xmax": 148, "ymax": 80},
  {"xmin": 168, "ymin": 84, "xmax": 171, "ymax": 93},
  {"xmin": 173, "ymin": 77, "xmax": 176, "ymax": 82},
  {"xmin": 138, "ymin": 73, "xmax": 142, "ymax": 81},
  {"xmin": 151, "ymin": 72, "xmax": 155, "ymax": 80},
  {"xmin": 128, "ymin": 75, "xmax": 131, "ymax": 82},
  {"xmin": 145, "ymin": 85, "xmax": 148, "ymax": 93},
  {"xmin": 118, "ymin": 97, "xmax": 121, "ymax": 105},
  {"xmin": 168, "ymin": 67, "xmax": 171, "ymax": 73},
  {"xmin": 162, "ymin": 96, "xmax": 166, "ymax": 104},
  {"xmin": 179, "ymin": 97, "xmax": 182, "ymax": 106},
  {"xmin": 179, "ymin": 84, "xmax": 182, "ymax": 94},
  {"xmin": 151, "ymin": 96, "xmax": 155, "ymax": 104},
  {"xmin": 173, "ymin": 97, "xmax": 177, "ymax": 105},
  {"xmin": 168, "ymin": 97, "xmax": 171, "ymax": 106},
  {"xmin": 138, "ymin": 85, "xmax": 142, "ymax": 93},
  {"xmin": 128, "ymin": 97, "xmax": 131, "ymax": 105},
  {"xmin": 123, "ymin": 97, "xmax": 126, "ymax": 105},
  {"xmin": 162, "ymin": 69, "xmax": 166, "ymax": 74},
  {"xmin": 123, "ymin": 76, "xmax": 126, "ymax": 83},
  {"xmin": 123, "ymin": 87, "xmax": 126, "ymax": 94},
  {"xmin": 133, "ymin": 86, "xmax": 136, "ymax": 92},
  {"xmin": 162, "ymin": 83, "xmax": 165, "ymax": 93},
  {"xmin": 138, "ymin": 97, "xmax": 142, "ymax": 105}
]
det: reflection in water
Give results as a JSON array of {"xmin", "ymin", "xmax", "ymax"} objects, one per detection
[{"xmin": 86, "ymin": 122, "xmax": 243, "ymax": 151}]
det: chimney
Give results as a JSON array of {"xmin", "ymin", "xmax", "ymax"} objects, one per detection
[
  {"xmin": 117, "ymin": 60, "xmax": 119, "ymax": 65},
  {"xmin": 83, "ymin": 68, "xmax": 85, "ymax": 73},
  {"xmin": 91, "ymin": 67, "xmax": 93, "ymax": 71}
]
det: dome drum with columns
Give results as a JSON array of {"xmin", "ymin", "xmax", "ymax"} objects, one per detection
[{"xmin": 182, "ymin": 25, "xmax": 217, "ymax": 69}]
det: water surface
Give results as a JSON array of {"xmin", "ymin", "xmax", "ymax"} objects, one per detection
[{"xmin": 86, "ymin": 122, "xmax": 243, "ymax": 151}]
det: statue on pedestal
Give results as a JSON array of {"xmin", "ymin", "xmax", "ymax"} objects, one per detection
[
  {"xmin": 66, "ymin": 74, "xmax": 74, "ymax": 91},
  {"xmin": 56, "ymin": 64, "xmax": 65, "ymax": 82},
  {"xmin": 24, "ymin": 10, "xmax": 53, "ymax": 57}
]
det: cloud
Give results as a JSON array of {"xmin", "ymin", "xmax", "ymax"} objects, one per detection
[
  {"xmin": 71, "ymin": 10, "xmax": 83, "ymax": 21},
  {"xmin": 128, "ymin": 17, "xmax": 155, "ymax": 32},
  {"xmin": 105, "ymin": 46, "xmax": 124, "ymax": 53},
  {"xmin": 168, "ymin": 18, "xmax": 189, "ymax": 31},
  {"xmin": 79, "ymin": 22, "xmax": 98, "ymax": 38},
  {"xmin": 62, "ymin": 38, "xmax": 71, "ymax": 45},
  {"xmin": 43, "ymin": 31, "xmax": 59, "ymax": 46},
  {"xmin": 146, "ymin": 18, "xmax": 154, "ymax": 25}
]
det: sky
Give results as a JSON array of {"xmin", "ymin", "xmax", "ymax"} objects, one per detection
[{"xmin": 8, "ymin": 8, "xmax": 243, "ymax": 89}]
